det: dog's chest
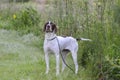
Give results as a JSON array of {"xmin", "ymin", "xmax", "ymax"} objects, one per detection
[
  {"xmin": 44, "ymin": 40, "xmax": 56, "ymax": 47},
  {"xmin": 44, "ymin": 37, "xmax": 72, "ymax": 49}
]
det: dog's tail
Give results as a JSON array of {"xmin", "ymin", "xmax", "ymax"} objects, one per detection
[{"xmin": 76, "ymin": 38, "xmax": 92, "ymax": 41}]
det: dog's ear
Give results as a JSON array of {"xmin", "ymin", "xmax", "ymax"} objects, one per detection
[
  {"xmin": 52, "ymin": 23, "xmax": 57, "ymax": 33},
  {"xmin": 43, "ymin": 22, "xmax": 47, "ymax": 32}
]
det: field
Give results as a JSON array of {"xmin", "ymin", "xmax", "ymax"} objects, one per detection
[
  {"xmin": 0, "ymin": 29, "xmax": 83, "ymax": 80},
  {"xmin": 0, "ymin": 0, "xmax": 120, "ymax": 80}
]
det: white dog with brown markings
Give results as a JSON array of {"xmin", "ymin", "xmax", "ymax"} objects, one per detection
[{"xmin": 43, "ymin": 21, "xmax": 91, "ymax": 75}]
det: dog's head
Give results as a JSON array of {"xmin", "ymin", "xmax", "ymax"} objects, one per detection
[{"xmin": 44, "ymin": 21, "xmax": 57, "ymax": 33}]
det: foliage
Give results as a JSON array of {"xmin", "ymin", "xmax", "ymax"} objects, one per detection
[
  {"xmin": 0, "ymin": 0, "xmax": 120, "ymax": 80},
  {"xmin": 114, "ymin": 3, "xmax": 120, "ymax": 25},
  {"xmin": 52, "ymin": 0, "xmax": 120, "ymax": 80},
  {"xmin": 0, "ymin": 7, "xmax": 41, "ymax": 35},
  {"xmin": 11, "ymin": 7, "xmax": 41, "ymax": 34}
]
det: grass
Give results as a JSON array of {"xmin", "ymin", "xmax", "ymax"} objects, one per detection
[
  {"xmin": 0, "ymin": 0, "xmax": 120, "ymax": 80},
  {"xmin": 0, "ymin": 29, "xmax": 90, "ymax": 80},
  {"xmin": 0, "ymin": 29, "xmax": 97, "ymax": 80},
  {"xmin": 0, "ymin": 2, "xmax": 85, "ymax": 80},
  {"xmin": 0, "ymin": 29, "xmax": 42, "ymax": 80}
]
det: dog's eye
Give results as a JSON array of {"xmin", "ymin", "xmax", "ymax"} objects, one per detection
[{"xmin": 50, "ymin": 22, "xmax": 53, "ymax": 24}]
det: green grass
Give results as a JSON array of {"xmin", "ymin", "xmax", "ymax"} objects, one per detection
[
  {"xmin": 0, "ymin": 0, "xmax": 120, "ymax": 80},
  {"xmin": 0, "ymin": 29, "xmax": 97, "ymax": 80},
  {"xmin": 0, "ymin": 29, "xmax": 42, "ymax": 80},
  {"xmin": 0, "ymin": 2, "xmax": 90, "ymax": 80},
  {"xmin": 0, "ymin": 29, "xmax": 90, "ymax": 80}
]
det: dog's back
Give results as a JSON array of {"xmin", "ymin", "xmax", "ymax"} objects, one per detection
[{"xmin": 57, "ymin": 36, "xmax": 78, "ymax": 51}]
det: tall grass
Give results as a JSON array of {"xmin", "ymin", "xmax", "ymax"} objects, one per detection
[
  {"xmin": 0, "ymin": 0, "xmax": 120, "ymax": 80},
  {"xmin": 42, "ymin": 0, "xmax": 120, "ymax": 79}
]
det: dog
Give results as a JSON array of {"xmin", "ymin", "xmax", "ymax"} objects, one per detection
[{"xmin": 43, "ymin": 21, "xmax": 91, "ymax": 75}]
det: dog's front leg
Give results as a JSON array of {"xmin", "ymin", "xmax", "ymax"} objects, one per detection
[
  {"xmin": 55, "ymin": 53, "xmax": 60, "ymax": 76},
  {"xmin": 45, "ymin": 53, "xmax": 49, "ymax": 74}
]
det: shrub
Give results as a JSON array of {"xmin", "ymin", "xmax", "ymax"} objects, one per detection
[
  {"xmin": 114, "ymin": 4, "xmax": 120, "ymax": 25},
  {"xmin": 11, "ymin": 7, "xmax": 41, "ymax": 35}
]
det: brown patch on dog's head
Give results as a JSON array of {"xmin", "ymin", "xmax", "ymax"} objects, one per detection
[{"xmin": 44, "ymin": 21, "xmax": 57, "ymax": 33}]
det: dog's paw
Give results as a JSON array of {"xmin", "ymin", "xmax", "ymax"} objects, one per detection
[{"xmin": 45, "ymin": 70, "xmax": 49, "ymax": 74}]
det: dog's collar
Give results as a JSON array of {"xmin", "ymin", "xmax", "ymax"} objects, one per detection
[
  {"xmin": 47, "ymin": 36, "xmax": 57, "ymax": 41},
  {"xmin": 46, "ymin": 31, "xmax": 53, "ymax": 33}
]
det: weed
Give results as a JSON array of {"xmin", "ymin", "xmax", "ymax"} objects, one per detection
[{"xmin": 0, "ymin": 0, "xmax": 120, "ymax": 80}]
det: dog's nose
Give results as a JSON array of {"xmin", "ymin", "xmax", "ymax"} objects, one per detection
[
  {"xmin": 47, "ymin": 25, "xmax": 50, "ymax": 28},
  {"xmin": 46, "ymin": 25, "xmax": 50, "ymax": 30}
]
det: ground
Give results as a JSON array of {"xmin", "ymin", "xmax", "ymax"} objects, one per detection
[{"xmin": 0, "ymin": 29, "xmax": 83, "ymax": 80}]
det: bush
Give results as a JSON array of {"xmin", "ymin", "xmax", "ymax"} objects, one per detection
[
  {"xmin": 114, "ymin": 4, "xmax": 120, "ymax": 25},
  {"xmin": 11, "ymin": 7, "xmax": 41, "ymax": 35},
  {"xmin": 102, "ymin": 57, "xmax": 120, "ymax": 80}
]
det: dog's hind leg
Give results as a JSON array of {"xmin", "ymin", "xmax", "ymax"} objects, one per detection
[{"xmin": 71, "ymin": 50, "xmax": 78, "ymax": 74}]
